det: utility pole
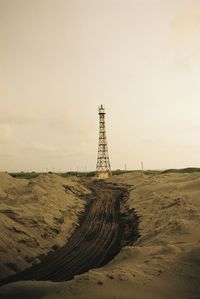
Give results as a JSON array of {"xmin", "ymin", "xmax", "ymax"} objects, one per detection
[{"xmin": 141, "ymin": 161, "xmax": 144, "ymax": 177}]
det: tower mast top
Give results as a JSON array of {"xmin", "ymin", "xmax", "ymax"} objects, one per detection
[{"xmin": 98, "ymin": 104, "xmax": 105, "ymax": 114}]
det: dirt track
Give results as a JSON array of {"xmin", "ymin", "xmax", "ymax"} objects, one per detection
[{"xmin": 0, "ymin": 180, "xmax": 138, "ymax": 286}]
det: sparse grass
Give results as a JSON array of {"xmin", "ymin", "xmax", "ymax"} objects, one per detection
[
  {"xmin": 10, "ymin": 172, "xmax": 40, "ymax": 179},
  {"xmin": 9, "ymin": 167, "xmax": 200, "ymax": 180},
  {"xmin": 161, "ymin": 167, "xmax": 200, "ymax": 174},
  {"xmin": 61, "ymin": 171, "xmax": 96, "ymax": 177},
  {"xmin": 143, "ymin": 170, "xmax": 162, "ymax": 175}
]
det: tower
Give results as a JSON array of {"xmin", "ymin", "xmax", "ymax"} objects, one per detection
[{"xmin": 96, "ymin": 104, "xmax": 111, "ymax": 179}]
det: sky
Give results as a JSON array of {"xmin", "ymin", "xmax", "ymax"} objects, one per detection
[{"xmin": 0, "ymin": 0, "xmax": 200, "ymax": 172}]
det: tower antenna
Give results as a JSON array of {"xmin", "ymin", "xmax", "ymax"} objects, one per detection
[{"xmin": 96, "ymin": 105, "xmax": 111, "ymax": 179}]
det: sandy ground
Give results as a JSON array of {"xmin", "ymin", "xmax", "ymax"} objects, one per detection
[
  {"xmin": 0, "ymin": 181, "xmax": 136, "ymax": 285},
  {"xmin": 1, "ymin": 172, "xmax": 200, "ymax": 298},
  {"xmin": 0, "ymin": 173, "xmax": 89, "ymax": 280}
]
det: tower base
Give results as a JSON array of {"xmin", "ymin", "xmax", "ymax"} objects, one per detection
[{"xmin": 96, "ymin": 171, "xmax": 112, "ymax": 180}]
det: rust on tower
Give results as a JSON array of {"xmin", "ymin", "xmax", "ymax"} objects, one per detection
[{"xmin": 96, "ymin": 105, "xmax": 111, "ymax": 179}]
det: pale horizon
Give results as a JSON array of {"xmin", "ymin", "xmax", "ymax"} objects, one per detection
[{"xmin": 1, "ymin": 0, "xmax": 200, "ymax": 172}]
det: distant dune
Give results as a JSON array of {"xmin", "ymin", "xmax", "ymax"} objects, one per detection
[{"xmin": 0, "ymin": 172, "xmax": 200, "ymax": 298}]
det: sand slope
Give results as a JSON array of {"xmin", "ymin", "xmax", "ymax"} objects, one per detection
[
  {"xmin": 1, "ymin": 172, "xmax": 200, "ymax": 299},
  {"xmin": 0, "ymin": 173, "xmax": 90, "ymax": 280}
]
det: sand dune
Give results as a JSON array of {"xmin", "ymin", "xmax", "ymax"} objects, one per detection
[
  {"xmin": 0, "ymin": 173, "xmax": 89, "ymax": 280},
  {"xmin": 0, "ymin": 172, "xmax": 200, "ymax": 298}
]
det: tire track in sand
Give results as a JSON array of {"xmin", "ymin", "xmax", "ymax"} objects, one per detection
[{"xmin": 0, "ymin": 181, "xmax": 138, "ymax": 286}]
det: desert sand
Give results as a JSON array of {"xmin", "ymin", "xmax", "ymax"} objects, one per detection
[
  {"xmin": 0, "ymin": 172, "xmax": 200, "ymax": 298},
  {"xmin": 0, "ymin": 173, "xmax": 89, "ymax": 280}
]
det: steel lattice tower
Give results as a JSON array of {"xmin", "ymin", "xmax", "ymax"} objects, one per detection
[{"xmin": 96, "ymin": 105, "xmax": 111, "ymax": 179}]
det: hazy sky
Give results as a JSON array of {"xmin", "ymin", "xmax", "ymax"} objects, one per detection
[{"xmin": 1, "ymin": 0, "xmax": 200, "ymax": 172}]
